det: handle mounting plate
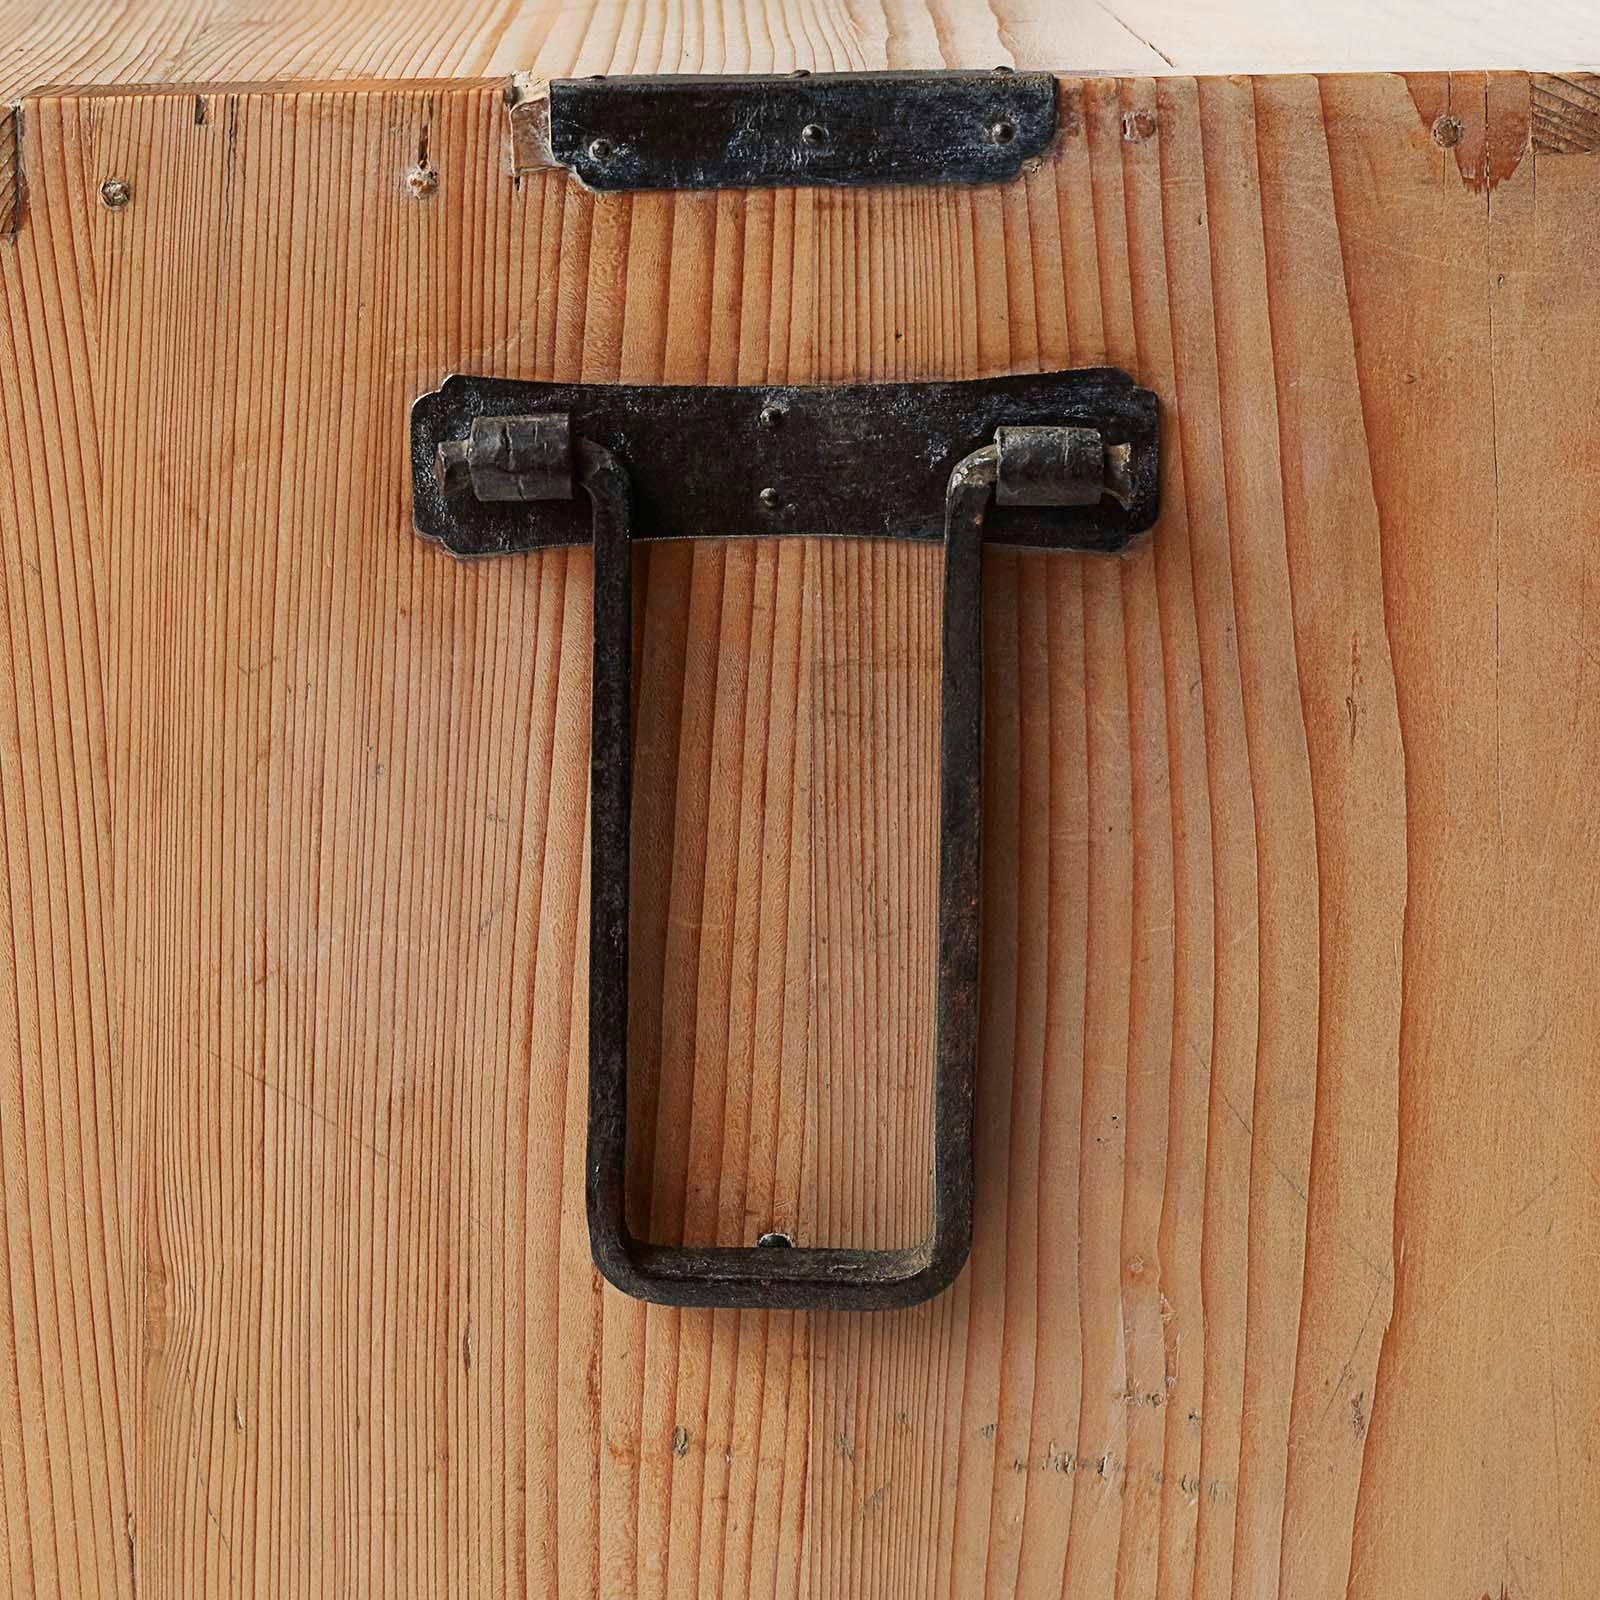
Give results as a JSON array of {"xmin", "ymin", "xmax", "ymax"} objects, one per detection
[{"xmin": 411, "ymin": 370, "xmax": 1160, "ymax": 558}]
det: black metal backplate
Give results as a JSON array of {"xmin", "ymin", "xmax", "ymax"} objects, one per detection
[
  {"xmin": 548, "ymin": 70, "xmax": 1057, "ymax": 191},
  {"xmin": 411, "ymin": 370, "xmax": 1159, "ymax": 559}
]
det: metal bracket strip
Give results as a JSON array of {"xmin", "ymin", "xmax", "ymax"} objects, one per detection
[{"xmin": 521, "ymin": 70, "xmax": 1059, "ymax": 192}]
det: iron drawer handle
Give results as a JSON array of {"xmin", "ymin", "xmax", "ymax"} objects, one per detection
[
  {"xmin": 585, "ymin": 436, "xmax": 993, "ymax": 1311},
  {"xmin": 584, "ymin": 427, "xmax": 1130, "ymax": 1311},
  {"xmin": 411, "ymin": 373, "xmax": 1160, "ymax": 1310}
]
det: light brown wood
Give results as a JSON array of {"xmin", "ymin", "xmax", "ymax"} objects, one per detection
[
  {"xmin": 2, "ymin": 58, "xmax": 1600, "ymax": 1600},
  {"xmin": 6, "ymin": 0, "xmax": 1600, "ymax": 106},
  {"xmin": 0, "ymin": 0, "xmax": 1137, "ymax": 105}
]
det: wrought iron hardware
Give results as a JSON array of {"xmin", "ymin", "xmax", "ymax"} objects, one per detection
[
  {"xmin": 521, "ymin": 70, "xmax": 1058, "ymax": 192},
  {"xmin": 412, "ymin": 371, "xmax": 1158, "ymax": 558},
  {"xmin": 409, "ymin": 372, "xmax": 1161, "ymax": 1310}
]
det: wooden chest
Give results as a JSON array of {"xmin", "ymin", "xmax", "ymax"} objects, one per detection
[{"xmin": 2, "ymin": 4, "xmax": 1599, "ymax": 1595}]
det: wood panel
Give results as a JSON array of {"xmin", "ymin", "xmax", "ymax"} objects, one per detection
[
  {"xmin": 7, "ymin": 0, "xmax": 1600, "ymax": 106},
  {"xmin": 2, "ymin": 65, "xmax": 1599, "ymax": 1600}
]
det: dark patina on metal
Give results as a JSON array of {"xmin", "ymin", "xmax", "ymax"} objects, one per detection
[
  {"xmin": 411, "ymin": 369, "xmax": 1158, "ymax": 559},
  {"xmin": 544, "ymin": 70, "xmax": 1057, "ymax": 191},
  {"xmin": 434, "ymin": 413, "xmax": 572, "ymax": 503},
  {"xmin": 587, "ymin": 439, "xmax": 992, "ymax": 1312},
  {"xmin": 410, "ymin": 375, "xmax": 1160, "ymax": 1311}
]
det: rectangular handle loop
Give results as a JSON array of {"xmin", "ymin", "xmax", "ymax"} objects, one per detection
[{"xmin": 584, "ymin": 441, "xmax": 992, "ymax": 1311}]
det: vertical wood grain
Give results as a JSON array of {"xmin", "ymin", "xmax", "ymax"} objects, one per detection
[
  {"xmin": 1326, "ymin": 71, "xmax": 1600, "ymax": 1600},
  {"xmin": 2, "ymin": 64, "xmax": 1599, "ymax": 1600},
  {"xmin": 0, "ymin": 85, "xmax": 129, "ymax": 1600}
]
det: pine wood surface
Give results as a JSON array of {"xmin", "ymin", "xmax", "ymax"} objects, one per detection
[
  {"xmin": 5, "ymin": 0, "xmax": 1600, "ymax": 104},
  {"xmin": 1, "ymin": 62, "xmax": 1599, "ymax": 1600}
]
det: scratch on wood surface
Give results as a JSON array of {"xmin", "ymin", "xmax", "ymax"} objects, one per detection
[{"xmin": 1091, "ymin": 1, "xmax": 1176, "ymax": 68}]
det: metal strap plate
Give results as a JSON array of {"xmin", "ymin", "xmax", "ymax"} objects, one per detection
[
  {"xmin": 540, "ymin": 70, "xmax": 1059, "ymax": 191},
  {"xmin": 411, "ymin": 370, "xmax": 1160, "ymax": 559}
]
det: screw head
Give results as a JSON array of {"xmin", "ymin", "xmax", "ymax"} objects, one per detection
[
  {"xmin": 406, "ymin": 163, "xmax": 438, "ymax": 198},
  {"xmin": 99, "ymin": 178, "xmax": 132, "ymax": 210},
  {"xmin": 759, "ymin": 404, "xmax": 784, "ymax": 430},
  {"xmin": 800, "ymin": 122, "xmax": 829, "ymax": 149},
  {"xmin": 988, "ymin": 118, "xmax": 1017, "ymax": 146},
  {"xmin": 759, "ymin": 486, "xmax": 782, "ymax": 510},
  {"xmin": 588, "ymin": 137, "xmax": 615, "ymax": 162}
]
